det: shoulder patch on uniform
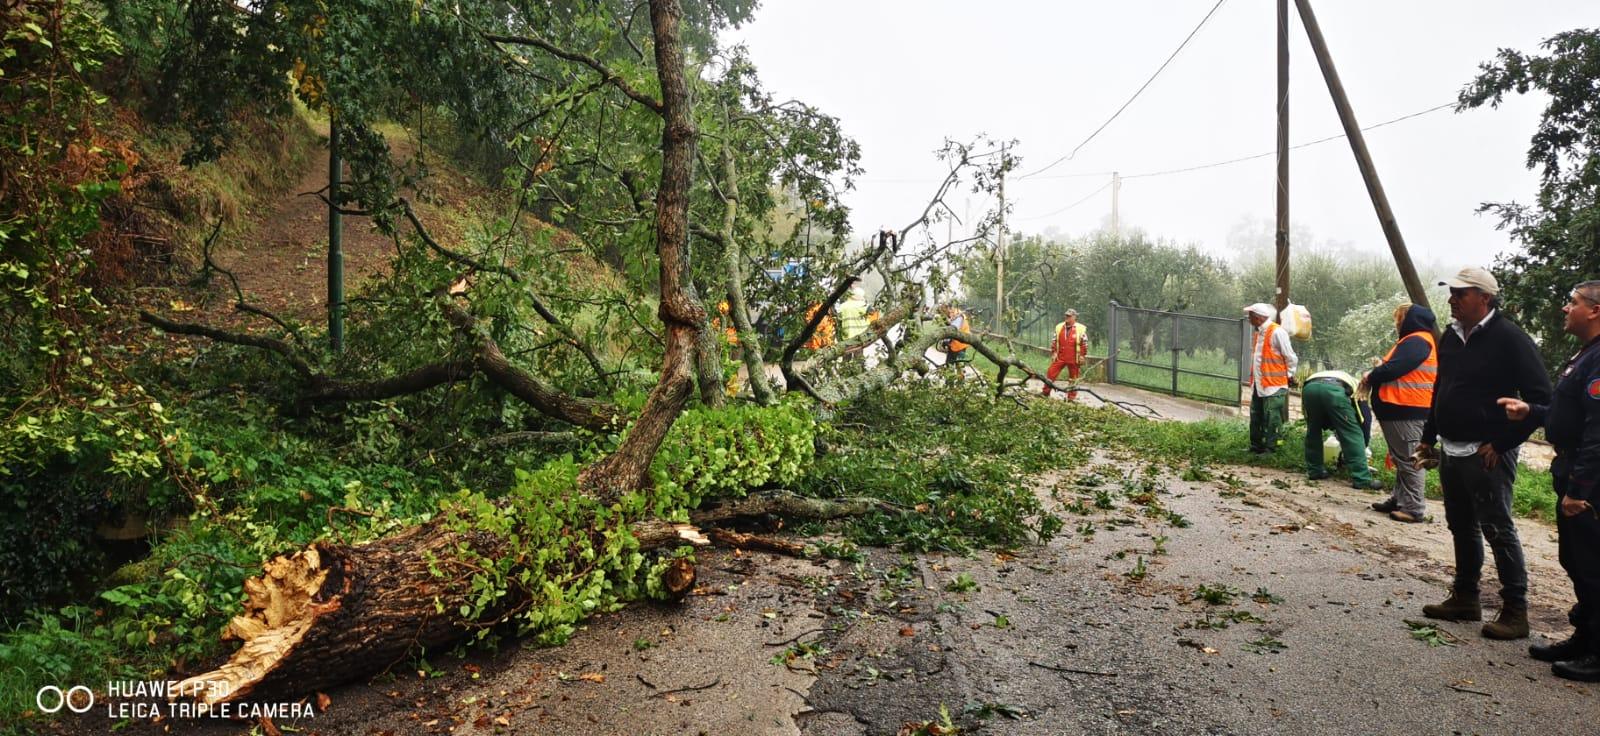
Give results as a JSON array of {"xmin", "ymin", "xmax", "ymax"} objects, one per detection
[{"xmin": 1589, "ymin": 378, "xmax": 1600, "ymax": 400}]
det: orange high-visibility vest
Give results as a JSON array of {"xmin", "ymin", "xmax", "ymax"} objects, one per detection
[
  {"xmin": 1052, "ymin": 322, "xmax": 1088, "ymax": 362},
  {"xmin": 1376, "ymin": 330, "xmax": 1438, "ymax": 408},
  {"xmin": 1252, "ymin": 322, "xmax": 1290, "ymax": 389},
  {"xmin": 948, "ymin": 312, "xmax": 971, "ymax": 353}
]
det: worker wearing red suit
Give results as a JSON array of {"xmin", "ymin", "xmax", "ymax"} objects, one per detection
[{"xmin": 1046, "ymin": 309, "xmax": 1089, "ymax": 400}]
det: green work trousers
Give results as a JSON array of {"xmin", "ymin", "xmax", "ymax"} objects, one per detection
[
  {"xmin": 1302, "ymin": 381, "xmax": 1372, "ymax": 484},
  {"xmin": 1249, "ymin": 390, "xmax": 1288, "ymax": 452}
]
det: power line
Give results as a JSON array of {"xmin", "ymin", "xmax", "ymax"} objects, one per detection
[
  {"xmin": 1017, "ymin": 0, "xmax": 1229, "ymax": 181},
  {"xmin": 1016, "ymin": 180, "xmax": 1112, "ymax": 221},
  {"xmin": 1123, "ymin": 101, "xmax": 1455, "ymax": 180}
]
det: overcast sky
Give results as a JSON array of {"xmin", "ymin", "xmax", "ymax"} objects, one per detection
[{"xmin": 725, "ymin": 0, "xmax": 1591, "ymax": 272}]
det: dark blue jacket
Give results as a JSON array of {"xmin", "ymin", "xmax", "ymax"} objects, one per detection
[
  {"xmin": 1529, "ymin": 337, "xmax": 1600, "ymax": 501},
  {"xmin": 1368, "ymin": 305, "xmax": 1437, "ymax": 422}
]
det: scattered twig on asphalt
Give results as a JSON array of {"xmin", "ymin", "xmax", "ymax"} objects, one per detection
[
  {"xmin": 1447, "ymin": 683, "xmax": 1492, "ymax": 697},
  {"xmin": 635, "ymin": 673, "xmax": 657, "ymax": 690},
  {"xmin": 1028, "ymin": 661, "xmax": 1118, "ymax": 677},
  {"xmin": 651, "ymin": 677, "xmax": 721, "ymax": 698},
  {"xmin": 764, "ymin": 628, "xmax": 825, "ymax": 647}
]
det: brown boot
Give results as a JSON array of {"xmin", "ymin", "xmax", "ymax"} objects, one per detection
[
  {"xmin": 1482, "ymin": 604, "xmax": 1529, "ymax": 640},
  {"xmin": 1422, "ymin": 591, "xmax": 1482, "ymax": 622}
]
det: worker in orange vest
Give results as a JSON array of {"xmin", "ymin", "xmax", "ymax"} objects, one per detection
[
  {"xmin": 802, "ymin": 303, "xmax": 835, "ymax": 350},
  {"xmin": 940, "ymin": 304, "xmax": 972, "ymax": 366},
  {"xmin": 1363, "ymin": 303, "xmax": 1438, "ymax": 523},
  {"xmin": 1044, "ymin": 308, "xmax": 1089, "ymax": 400},
  {"xmin": 1243, "ymin": 302, "xmax": 1298, "ymax": 454}
]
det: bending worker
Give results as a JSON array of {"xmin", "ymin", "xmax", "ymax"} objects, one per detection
[
  {"xmin": 1498, "ymin": 279, "xmax": 1600, "ymax": 680},
  {"xmin": 1302, "ymin": 369, "xmax": 1380, "ymax": 489},
  {"xmin": 1243, "ymin": 303, "xmax": 1298, "ymax": 454},
  {"xmin": 1364, "ymin": 304, "xmax": 1438, "ymax": 523},
  {"xmin": 1045, "ymin": 309, "xmax": 1089, "ymax": 400}
]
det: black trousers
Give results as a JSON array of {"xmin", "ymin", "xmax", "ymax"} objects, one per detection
[{"xmin": 1554, "ymin": 456, "xmax": 1600, "ymax": 651}]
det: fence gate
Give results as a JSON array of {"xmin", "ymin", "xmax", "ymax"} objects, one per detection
[{"xmin": 1106, "ymin": 303, "xmax": 1248, "ymax": 406}]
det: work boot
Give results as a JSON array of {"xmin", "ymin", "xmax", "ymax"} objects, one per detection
[
  {"xmin": 1388, "ymin": 510, "xmax": 1423, "ymax": 524},
  {"xmin": 1371, "ymin": 499, "xmax": 1398, "ymax": 513},
  {"xmin": 1422, "ymin": 592, "xmax": 1482, "ymax": 622},
  {"xmin": 1482, "ymin": 604, "xmax": 1529, "ymax": 640},
  {"xmin": 1552, "ymin": 653, "xmax": 1600, "ymax": 682},
  {"xmin": 1530, "ymin": 635, "xmax": 1588, "ymax": 663}
]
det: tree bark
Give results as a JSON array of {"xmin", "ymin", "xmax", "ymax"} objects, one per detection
[
  {"xmin": 173, "ymin": 517, "xmax": 707, "ymax": 707},
  {"xmin": 439, "ymin": 298, "xmax": 624, "ymax": 432},
  {"xmin": 577, "ymin": 0, "xmax": 704, "ymax": 502},
  {"xmin": 718, "ymin": 145, "xmax": 777, "ymax": 405},
  {"xmin": 693, "ymin": 281, "xmax": 727, "ymax": 408}
]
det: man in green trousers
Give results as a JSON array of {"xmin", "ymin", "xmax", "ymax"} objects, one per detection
[{"xmin": 1303, "ymin": 369, "xmax": 1381, "ymax": 489}]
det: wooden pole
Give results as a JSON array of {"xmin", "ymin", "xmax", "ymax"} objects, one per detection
[
  {"xmin": 996, "ymin": 143, "xmax": 1007, "ymax": 332},
  {"xmin": 1274, "ymin": 0, "xmax": 1291, "ymax": 312},
  {"xmin": 1293, "ymin": 0, "xmax": 1431, "ymax": 311},
  {"xmin": 1110, "ymin": 171, "xmax": 1121, "ymax": 238}
]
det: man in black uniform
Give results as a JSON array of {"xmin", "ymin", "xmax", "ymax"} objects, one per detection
[{"xmin": 1499, "ymin": 279, "xmax": 1600, "ymax": 680}]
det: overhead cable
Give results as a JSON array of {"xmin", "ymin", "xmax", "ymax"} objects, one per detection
[
  {"xmin": 1016, "ymin": 0, "xmax": 1229, "ymax": 180},
  {"xmin": 1123, "ymin": 102, "xmax": 1455, "ymax": 179},
  {"xmin": 1016, "ymin": 180, "xmax": 1112, "ymax": 221}
]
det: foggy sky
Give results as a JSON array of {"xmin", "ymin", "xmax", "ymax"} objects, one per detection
[{"xmin": 726, "ymin": 0, "xmax": 1592, "ymax": 274}]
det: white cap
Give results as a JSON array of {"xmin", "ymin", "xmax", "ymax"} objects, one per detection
[{"xmin": 1244, "ymin": 303, "xmax": 1275, "ymax": 319}]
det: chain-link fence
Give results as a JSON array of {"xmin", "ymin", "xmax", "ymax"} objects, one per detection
[{"xmin": 1105, "ymin": 303, "xmax": 1248, "ymax": 405}]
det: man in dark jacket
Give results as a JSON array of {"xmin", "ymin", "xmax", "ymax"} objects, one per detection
[
  {"xmin": 1364, "ymin": 304, "xmax": 1438, "ymax": 523},
  {"xmin": 1416, "ymin": 267, "xmax": 1552, "ymax": 640},
  {"xmin": 1499, "ymin": 279, "xmax": 1600, "ymax": 680}
]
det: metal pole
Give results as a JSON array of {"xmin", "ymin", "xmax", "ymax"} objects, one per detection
[
  {"xmin": 328, "ymin": 116, "xmax": 344, "ymax": 352},
  {"xmin": 1107, "ymin": 302, "xmax": 1119, "ymax": 385},
  {"xmin": 1274, "ymin": 0, "xmax": 1291, "ymax": 312},
  {"xmin": 1240, "ymin": 318, "xmax": 1251, "ymax": 407},
  {"xmin": 1293, "ymin": 0, "xmax": 1431, "ymax": 311},
  {"xmin": 995, "ymin": 143, "xmax": 1007, "ymax": 333},
  {"xmin": 1170, "ymin": 313, "xmax": 1180, "ymax": 397}
]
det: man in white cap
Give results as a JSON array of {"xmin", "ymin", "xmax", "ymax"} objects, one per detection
[
  {"xmin": 1243, "ymin": 302, "xmax": 1298, "ymax": 454},
  {"xmin": 1416, "ymin": 266, "xmax": 1551, "ymax": 641}
]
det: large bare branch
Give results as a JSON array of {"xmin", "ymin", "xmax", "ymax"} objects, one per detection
[
  {"xmin": 139, "ymin": 311, "xmax": 315, "ymax": 381},
  {"xmin": 401, "ymin": 198, "xmax": 612, "ymax": 389},
  {"xmin": 482, "ymin": 32, "xmax": 664, "ymax": 114},
  {"xmin": 438, "ymin": 297, "xmax": 624, "ymax": 432}
]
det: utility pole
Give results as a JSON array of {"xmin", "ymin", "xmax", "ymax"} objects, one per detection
[
  {"xmin": 1294, "ymin": 0, "xmax": 1430, "ymax": 311},
  {"xmin": 1110, "ymin": 171, "xmax": 1122, "ymax": 238},
  {"xmin": 995, "ymin": 143, "xmax": 1007, "ymax": 332},
  {"xmin": 1274, "ymin": 0, "xmax": 1291, "ymax": 312},
  {"xmin": 328, "ymin": 116, "xmax": 344, "ymax": 352}
]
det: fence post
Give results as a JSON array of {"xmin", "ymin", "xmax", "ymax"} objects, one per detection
[
  {"xmin": 1170, "ymin": 313, "xmax": 1180, "ymax": 397},
  {"xmin": 1107, "ymin": 302, "xmax": 1119, "ymax": 385},
  {"xmin": 1239, "ymin": 318, "xmax": 1251, "ymax": 406}
]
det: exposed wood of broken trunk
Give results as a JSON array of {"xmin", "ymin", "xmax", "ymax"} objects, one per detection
[
  {"xmin": 173, "ymin": 491, "xmax": 888, "ymax": 706},
  {"xmin": 174, "ymin": 517, "xmax": 706, "ymax": 706}
]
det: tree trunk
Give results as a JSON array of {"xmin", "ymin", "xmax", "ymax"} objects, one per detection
[
  {"xmin": 693, "ymin": 285, "xmax": 726, "ymax": 408},
  {"xmin": 719, "ymin": 145, "xmax": 777, "ymax": 405},
  {"xmin": 174, "ymin": 518, "xmax": 706, "ymax": 707},
  {"xmin": 577, "ymin": 0, "xmax": 704, "ymax": 502}
]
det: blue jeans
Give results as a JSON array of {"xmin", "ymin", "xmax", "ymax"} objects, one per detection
[{"xmin": 1440, "ymin": 449, "xmax": 1526, "ymax": 607}]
